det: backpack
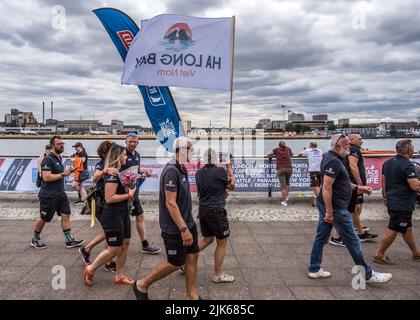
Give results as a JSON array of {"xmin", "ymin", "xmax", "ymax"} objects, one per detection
[{"xmin": 80, "ymin": 185, "xmax": 99, "ymax": 215}]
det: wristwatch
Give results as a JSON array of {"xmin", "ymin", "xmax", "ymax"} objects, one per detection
[
  {"xmin": 180, "ymin": 226, "xmax": 187, "ymax": 233},
  {"xmin": 61, "ymin": 172, "xmax": 65, "ymax": 178}
]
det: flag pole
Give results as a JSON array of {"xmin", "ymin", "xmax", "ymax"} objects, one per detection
[{"xmin": 228, "ymin": 15, "xmax": 236, "ymax": 158}]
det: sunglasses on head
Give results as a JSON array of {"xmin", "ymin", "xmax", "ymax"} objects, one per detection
[
  {"xmin": 336, "ymin": 134, "xmax": 346, "ymax": 146},
  {"xmin": 126, "ymin": 132, "xmax": 137, "ymax": 138}
]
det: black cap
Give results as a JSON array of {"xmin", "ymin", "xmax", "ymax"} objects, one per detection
[{"xmin": 72, "ymin": 142, "xmax": 83, "ymax": 148}]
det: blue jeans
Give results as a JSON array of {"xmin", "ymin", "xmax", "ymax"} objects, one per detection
[{"xmin": 308, "ymin": 201, "xmax": 373, "ymax": 279}]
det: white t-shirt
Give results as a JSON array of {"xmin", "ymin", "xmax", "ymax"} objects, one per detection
[{"xmin": 303, "ymin": 148, "xmax": 323, "ymax": 172}]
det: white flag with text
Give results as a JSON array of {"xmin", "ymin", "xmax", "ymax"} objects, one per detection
[{"xmin": 122, "ymin": 14, "xmax": 233, "ymax": 91}]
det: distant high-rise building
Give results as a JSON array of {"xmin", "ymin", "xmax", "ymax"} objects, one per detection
[
  {"xmin": 272, "ymin": 120, "xmax": 286, "ymax": 130},
  {"xmin": 63, "ymin": 120, "xmax": 99, "ymax": 131},
  {"xmin": 338, "ymin": 118, "xmax": 350, "ymax": 127},
  {"xmin": 288, "ymin": 112, "xmax": 305, "ymax": 121},
  {"xmin": 4, "ymin": 108, "xmax": 36, "ymax": 127},
  {"xmin": 111, "ymin": 120, "xmax": 124, "ymax": 132},
  {"xmin": 256, "ymin": 119, "xmax": 272, "ymax": 130},
  {"xmin": 313, "ymin": 114, "xmax": 328, "ymax": 121}
]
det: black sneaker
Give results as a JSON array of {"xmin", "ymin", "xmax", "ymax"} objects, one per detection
[
  {"xmin": 329, "ymin": 237, "xmax": 345, "ymax": 247},
  {"xmin": 141, "ymin": 243, "xmax": 161, "ymax": 254},
  {"xmin": 79, "ymin": 247, "xmax": 90, "ymax": 264},
  {"xmin": 132, "ymin": 281, "xmax": 149, "ymax": 300},
  {"xmin": 354, "ymin": 225, "xmax": 370, "ymax": 232},
  {"xmin": 66, "ymin": 239, "xmax": 85, "ymax": 248},
  {"xmin": 104, "ymin": 261, "xmax": 117, "ymax": 273},
  {"xmin": 31, "ymin": 238, "xmax": 47, "ymax": 250},
  {"xmin": 358, "ymin": 231, "xmax": 378, "ymax": 242}
]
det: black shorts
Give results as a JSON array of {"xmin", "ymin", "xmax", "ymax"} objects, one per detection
[
  {"xmin": 75, "ymin": 170, "xmax": 90, "ymax": 183},
  {"xmin": 348, "ymin": 189, "xmax": 364, "ymax": 213},
  {"xmin": 162, "ymin": 224, "xmax": 200, "ymax": 267},
  {"xmin": 388, "ymin": 209, "xmax": 413, "ymax": 234},
  {"xmin": 130, "ymin": 197, "xmax": 144, "ymax": 217},
  {"xmin": 39, "ymin": 194, "xmax": 71, "ymax": 222},
  {"xmin": 199, "ymin": 207, "xmax": 230, "ymax": 240},
  {"xmin": 309, "ymin": 172, "xmax": 321, "ymax": 188},
  {"xmin": 100, "ymin": 207, "xmax": 131, "ymax": 246},
  {"xmin": 94, "ymin": 196, "xmax": 105, "ymax": 222}
]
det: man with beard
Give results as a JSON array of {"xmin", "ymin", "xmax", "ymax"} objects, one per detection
[
  {"xmin": 330, "ymin": 133, "xmax": 377, "ymax": 246},
  {"xmin": 308, "ymin": 134, "xmax": 392, "ymax": 284},
  {"xmin": 31, "ymin": 135, "xmax": 84, "ymax": 249},
  {"xmin": 132, "ymin": 137, "xmax": 201, "ymax": 300}
]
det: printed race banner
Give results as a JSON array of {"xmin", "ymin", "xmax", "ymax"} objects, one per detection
[
  {"xmin": 364, "ymin": 157, "xmax": 392, "ymax": 190},
  {"xmin": 232, "ymin": 158, "xmax": 312, "ymax": 192},
  {"xmin": 123, "ymin": 14, "xmax": 233, "ymax": 90},
  {"xmin": 0, "ymin": 159, "xmax": 35, "ymax": 191},
  {"xmin": 0, "ymin": 156, "xmax": 412, "ymax": 192},
  {"xmin": 93, "ymin": 8, "xmax": 184, "ymax": 152}
]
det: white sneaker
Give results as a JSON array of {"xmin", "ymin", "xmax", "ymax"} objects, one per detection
[
  {"xmin": 212, "ymin": 273, "xmax": 235, "ymax": 283},
  {"xmin": 281, "ymin": 201, "xmax": 288, "ymax": 207},
  {"xmin": 308, "ymin": 268, "xmax": 332, "ymax": 279},
  {"xmin": 366, "ymin": 271, "xmax": 393, "ymax": 284}
]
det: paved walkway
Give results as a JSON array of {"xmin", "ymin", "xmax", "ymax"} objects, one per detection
[{"xmin": 1, "ymin": 217, "xmax": 420, "ymax": 300}]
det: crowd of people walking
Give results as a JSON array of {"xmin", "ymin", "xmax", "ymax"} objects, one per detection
[{"xmin": 31, "ymin": 133, "xmax": 420, "ymax": 299}]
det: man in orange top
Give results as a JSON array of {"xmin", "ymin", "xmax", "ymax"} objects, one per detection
[{"xmin": 71, "ymin": 142, "xmax": 89, "ymax": 204}]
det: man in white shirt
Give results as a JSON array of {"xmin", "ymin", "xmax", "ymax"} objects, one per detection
[{"xmin": 300, "ymin": 142, "xmax": 323, "ymax": 206}]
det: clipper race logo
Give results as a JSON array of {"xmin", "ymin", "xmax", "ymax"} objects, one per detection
[
  {"xmin": 117, "ymin": 30, "xmax": 135, "ymax": 50},
  {"xmin": 160, "ymin": 23, "xmax": 195, "ymax": 52},
  {"xmin": 134, "ymin": 21, "xmax": 222, "ymax": 71},
  {"xmin": 146, "ymin": 86, "xmax": 166, "ymax": 106}
]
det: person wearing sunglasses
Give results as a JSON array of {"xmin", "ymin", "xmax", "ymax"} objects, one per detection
[
  {"xmin": 330, "ymin": 133, "xmax": 377, "ymax": 246},
  {"xmin": 83, "ymin": 144, "xmax": 135, "ymax": 286},
  {"xmin": 132, "ymin": 137, "xmax": 201, "ymax": 300},
  {"xmin": 308, "ymin": 134, "xmax": 393, "ymax": 284},
  {"xmin": 122, "ymin": 132, "xmax": 161, "ymax": 254}
]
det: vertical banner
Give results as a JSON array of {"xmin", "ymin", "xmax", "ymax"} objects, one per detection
[
  {"xmin": 93, "ymin": 8, "xmax": 184, "ymax": 152},
  {"xmin": 364, "ymin": 156, "xmax": 392, "ymax": 190}
]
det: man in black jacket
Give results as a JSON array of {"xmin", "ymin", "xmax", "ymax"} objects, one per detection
[{"xmin": 373, "ymin": 139, "xmax": 420, "ymax": 265}]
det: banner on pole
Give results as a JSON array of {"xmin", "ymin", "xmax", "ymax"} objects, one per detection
[
  {"xmin": 122, "ymin": 14, "xmax": 233, "ymax": 90},
  {"xmin": 93, "ymin": 8, "xmax": 184, "ymax": 152}
]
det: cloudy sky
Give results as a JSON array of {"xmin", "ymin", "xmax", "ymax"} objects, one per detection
[{"xmin": 1, "ymin": 0, "xmax": 420, "ymax": 128}]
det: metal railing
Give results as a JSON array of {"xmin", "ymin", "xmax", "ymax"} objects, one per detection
[{"xmin": 0, "ymin": 154, "xmax": 404, "ymax": 196}]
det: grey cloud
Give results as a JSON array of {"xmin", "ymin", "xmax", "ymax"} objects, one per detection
[
  {"xmin": 165, "ymin": 0, "xmax": 226, "ymax": 15},
  {"xmin": 1, "ymin": 0, "xmax": 420, "ymax": 128}
]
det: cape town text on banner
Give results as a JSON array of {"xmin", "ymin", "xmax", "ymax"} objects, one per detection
[{"xmin": 122, "ymin": 14, "xmax": 233, "ymax": 91}]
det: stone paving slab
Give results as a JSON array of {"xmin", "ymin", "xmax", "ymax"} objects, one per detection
[
  {"xmin": 2, "ymin": 192, "xmax": 419, "ymax": 222},
  {"xmin": 0, "ymin": 219, "xmax": 419, "ymax": 300}
]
